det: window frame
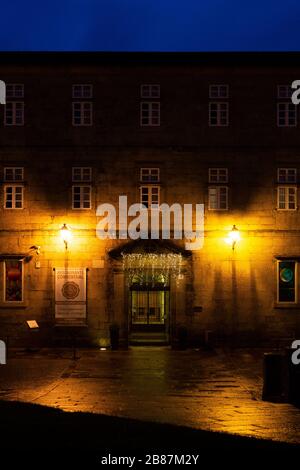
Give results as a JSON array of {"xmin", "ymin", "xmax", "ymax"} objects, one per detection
[
  {"xmin": 72, "ymin": 101, "xmax": 93, "ymax": 126},
  {"xmin": 72, "ymin": 84, "xmax": 93, "ymax": 99},
  {"xmin": 140, "ymin": 84, "xmax": 160, "ymax": 99},
  {"xmin": 140, "ymin": 167, "xmax": 160, "ymax": 183},
  {"xmin": 4, "ymin": 167, "xmax": 24, "ymax": 182},
  {"xmin": 277, "ymin": 168, "xmax": 297, "ymax": 184},
  {"xmin": 140, "ymin": 185, "xmax": 160, "ymax": 208},
  {"xmin": 209, "ymin": 84, "xmax": 229, "ymax": 99},
  {"xmin": 277, "ymin": 102, "xmax": 297, "ymax": 127},
  {"xmin": 4, "ymin": 184, "xmax": 24, "ymax": 210},
  {"xmin": 277, "ymin": 85, "xmax": 292, "ymax": 99},
  {"xmin": 72, "ymin": 167, "xmax": 92, "ymax": 183},
  {"xmin": 208, "ymin": 186, "xmax": 229, "ymax": 211},
  {"xmin": 209, "ymin": 102, "xmax": 229, "ymax": 127},
  {"xmin": 277, "ymin": 260, "xmax": 297, "ymax": 304},
  {"xmin": 4, "ymin": 101, "xmax": 24, "ymax": 126},
  {"xmin": 277, "ymin": 186, "xmax": 297, "ymax": 211},
  {"xmin": 140, "ymin": 102, "xmax": 161, "ymax": 127},
  {"xmin": 209, "ymin": 168, "xmax": 228, "ymax": 183},
  {"xmin": 72, "ymin": 184, "xmax": 92, "ymax": 210},
  {"xmin": 6, "ymin": 84, "xmax": 24, "ymax": 99}
]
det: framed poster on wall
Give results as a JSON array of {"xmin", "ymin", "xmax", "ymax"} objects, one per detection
[{"xmin": 54, "ymin": 268, "xmax": 87, "ymax": 324}]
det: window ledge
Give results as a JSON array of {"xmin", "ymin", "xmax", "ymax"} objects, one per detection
[
  {"xmin": 274, "ymin": 302, "xmax": 300, "ymax": 309},
  {"xmin": 0, "ymin": 302, "xmax": 28, "ymax": 308}
]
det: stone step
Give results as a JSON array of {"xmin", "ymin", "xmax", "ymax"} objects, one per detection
[{"xmin": 129, "ymin": 332, "xmax": 169, "ymax": 345}]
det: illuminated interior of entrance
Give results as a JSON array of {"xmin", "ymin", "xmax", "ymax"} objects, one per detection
[
  {"xmin": 131, "ymin": 290, "xmax": 169, "ymax": 325},
  {"xmin": 130, "ymin": 274, "xmax": 170, "ymax": 331}
]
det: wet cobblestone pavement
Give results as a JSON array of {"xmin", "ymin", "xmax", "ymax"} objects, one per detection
[{"xmin": 1, "ymin": 347, "xmax": 300, "ymax": 445}]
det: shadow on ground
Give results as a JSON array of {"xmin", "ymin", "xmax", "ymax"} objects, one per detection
[{"xmin": 0, "ymin": 399, "xmax": 298, "ymax": 457}]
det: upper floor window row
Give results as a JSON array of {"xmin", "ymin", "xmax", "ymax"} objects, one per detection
[{"xmin": 3, "ymin": 82, "xmax": 300, "ymax": 129}]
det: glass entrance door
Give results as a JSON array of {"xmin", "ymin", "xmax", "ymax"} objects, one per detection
[{"xmin": 130, "ymin": 289, "xmax": 169, "ymax": 332}]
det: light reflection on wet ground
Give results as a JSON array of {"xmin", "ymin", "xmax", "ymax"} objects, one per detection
[{"xmin": 1, "ymin": 347, "xmax": 300, "ymax": 444}]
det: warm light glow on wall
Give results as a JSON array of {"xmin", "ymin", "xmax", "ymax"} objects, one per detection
[
  {"xmin": 225, "ymin": 225, "xmax": 241, "ymax": 250},
  {"xmin": 60, "ymin": 224, "xmax": 72, "ymax": 249}
]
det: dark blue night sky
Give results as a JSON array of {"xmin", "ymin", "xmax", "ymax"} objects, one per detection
[{"xmin": 1, "ymin": 0, "xmax": 300, "ymax": 51}]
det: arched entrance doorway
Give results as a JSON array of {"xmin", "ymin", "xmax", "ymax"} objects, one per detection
[{"xmin": 109, "ymin": 239, "xmax": 190, "ymax": 346}]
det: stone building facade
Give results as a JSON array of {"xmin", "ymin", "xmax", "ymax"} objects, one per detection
[{"xmin": 0, "ymin": 52, "xmax": 300, "ymax": 347}]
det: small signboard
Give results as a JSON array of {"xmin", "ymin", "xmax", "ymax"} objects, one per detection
[
  {"xmin": 26, "ymin": 320, "xmax": 39, "ymax": 329},
  {"xmin": 54, "ymin": 268, "xmax": 87, "ymax": 325}
]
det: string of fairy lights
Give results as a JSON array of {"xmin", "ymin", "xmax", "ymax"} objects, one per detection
[{"xmin": 122, "ymin": 253, "xmax": 182, "ymax": 286}]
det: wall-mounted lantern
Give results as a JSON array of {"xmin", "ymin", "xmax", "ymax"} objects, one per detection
[
  {"xmin": 226, "ymin": 225, "xmax": 240, "ymax": 251},
  {"xmin": 60, "ymin": 224, "xmax": 72, "ymax": 250}
]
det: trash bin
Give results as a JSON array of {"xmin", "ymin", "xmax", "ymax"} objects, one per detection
[{"xmin": 262, "ymin": 352, "xmax": 285, "ymax": 402}]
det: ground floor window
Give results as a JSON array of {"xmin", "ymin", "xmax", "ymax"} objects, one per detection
[
  {"xmin": 277, "ymin": 260, "xmax": 296, "ymax": 303},
  {"xmin": 3, "ymin": 259, "xmax": 23, "ymax": 302}
]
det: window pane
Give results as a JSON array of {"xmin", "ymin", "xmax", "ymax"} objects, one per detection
[
  {"xmin": 209, "ymin": 188, "xmax": 217, "ymax": 209},
  {"xmin": 278, "ymin": 261, "xmax": 296, "ymax": 302},
  {"xmin": 5, "ymin": 260, "xmax": 23, "ymax": 301},
  {"xmin": 5, "ymin": 169, "xmax": 14, "ymax": 181},
  {"xmin": 278, "ymin": 187, "xmax": 286, "ymax": 209}
]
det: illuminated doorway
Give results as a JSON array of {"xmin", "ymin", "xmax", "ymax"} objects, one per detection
[{"xmin": 129, "ymin": 275, "xmax": 170, "ymax": 342}]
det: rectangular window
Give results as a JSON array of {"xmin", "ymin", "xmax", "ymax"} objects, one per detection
[
  {"xmin": 140, "ymin": 168, "xmax": 160, "ymax": 183},
  {"xmin": 209, "ymin": 102, "xmax": 228, "ymax": 126},
  {"xmin": 5, "ymin": 102, "xmax": 24, "ymax": 126},
  {"xmin": 72, "ymin": 167, "xmax": 92, "ymax": 182},
  {"xmin": 209, "ymin": 84, "xmax": 229, "ymax": 99},
  {"xmin": 277, "ymin": 260, "xmax": 296, "ymax": 303},
  {"xmin": 277, "ymin": 85, "xmax": 292, "ymax": 99},
  {"xmin": 140, "ymin": 185, "xmax": 160, "ymax": 208},
  {"xmin": 72, "ymin": 102, "xmax": 93, "ymax": 126},
  {"xmin": 208, "ymin": 186, "xmax": 228, "ymax": 210},
  {"xmin": 209, "ymin": 168, "xmax": 228, "ymax": 183},
  {"xmin": 141, "ymin": 84, "xmax": 160, "ymax": 99},
  {"xmin": 4, "ymin": 167, "xmax": 24, "ymax": 181},
  {"xmin": 72, "ymin": 185, "xmax": 91, "ymax": 209},
  {"xmin": 4, "ymin": 185, "xmax": 24, "ymax": 209},
  {"xmin": 6, "ymin": 84, "xmax": 24, "ymax": 99},
  {"xmin": 140, "ymin": 102, "xmax": 160, "ymax": 126},
  {"xmin": 72, "ymin": 84, "xmax": 93, "ymax": 99},
  {"xmin": 277, "ymin": 103, "xmax": 297, "ymax": 127},
  {"xmin": 277, "ymin": 186, "xmax": 297, "ymax": 210},
  {"xmin": 4, "ymin": 259, "xmax": 23, "ymax": 302},
  {"xmin": 277, "ymin": 168, "xmax": 297, "ymax": 183}
]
